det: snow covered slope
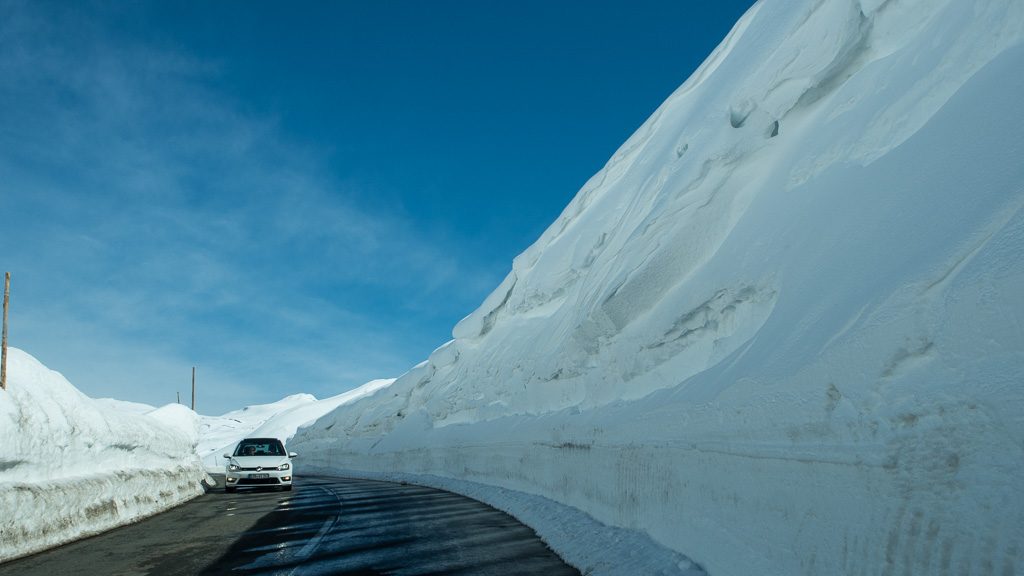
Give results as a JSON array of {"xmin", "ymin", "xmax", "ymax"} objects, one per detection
[
  {"xmin": 0, "ymin": 348, "xmax": 209, "ymax": 563},
  {"xmin": 293, "ymin": 0, "xmax": 1024, "ymax": 574},
  {"xmin": 198, "ymin": 381, "xmax": 393, "ymax": 472}
]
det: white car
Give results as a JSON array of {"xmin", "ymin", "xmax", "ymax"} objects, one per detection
[{"xmin": 223, "ymin": 437, "xmax": 297, "ymax": 493}]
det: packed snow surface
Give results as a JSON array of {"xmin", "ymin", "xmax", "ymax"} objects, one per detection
[
  {"xmin": 292, "ymin": 0, "xmax": 1024, "ymax": 574},
  {"xmin": 0, "ymin": 348, "xmax": 209, "ymax": 563}
]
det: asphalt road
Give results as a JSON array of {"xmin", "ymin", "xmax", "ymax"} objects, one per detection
[{"xmin": 0, "ymin": 475, "xmax": 580, "ymax": 576}]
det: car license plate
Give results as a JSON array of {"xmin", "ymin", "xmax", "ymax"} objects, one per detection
[{"xmin": 250, "ymin": 473, "xmax": 269, "ymax": 479}]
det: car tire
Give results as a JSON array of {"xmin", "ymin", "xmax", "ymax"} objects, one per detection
[{"xmin": 226, "ymin": 487, "xmax": 236, "ymax": 493}]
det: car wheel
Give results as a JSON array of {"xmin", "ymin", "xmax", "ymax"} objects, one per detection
[{"xmin": 226, "ymin": 487, "xmax": 236, "ymax": 493}]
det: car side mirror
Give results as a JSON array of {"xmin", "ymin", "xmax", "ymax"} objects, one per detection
[
  {"xmin": 289, "ymin": 452, "xmax": 298, "ymax": 458},
  {"xmin": 222, "ymin": 454, "xmax": 232, "ymax": 459}
]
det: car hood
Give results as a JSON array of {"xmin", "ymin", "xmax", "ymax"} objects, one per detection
[{"xmin": 228, "ymin": 456, "xmax": 289, "ymax": 468}]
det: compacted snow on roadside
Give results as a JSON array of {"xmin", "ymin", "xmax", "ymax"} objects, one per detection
[
  {"xmin": 196, "ymin": 380, "xmax": 393, "ymax": 473},
  {"xmin": 0, "ymin": 348, "xmax": 209, "ymax": 563},
  {"xmin": 290, "ymin": 1, "xmax": 1024, "ymax": 575}
]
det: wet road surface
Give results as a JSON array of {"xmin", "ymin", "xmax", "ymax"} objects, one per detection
[{"xmin": 0, "ymin": 475, "xmax": 579, "ymax": 576}]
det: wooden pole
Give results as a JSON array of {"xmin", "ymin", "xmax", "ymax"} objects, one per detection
[
  {"xmin": 177, "ymin": 391, "xmax": 180, "ymax": 405},
  {"xmin": 1, "ymin": 272, "xmax": 9, "ymax": 391},
  {"xmin": 191, "ymin": 366, "xmax": 196, "ymax": 411}
]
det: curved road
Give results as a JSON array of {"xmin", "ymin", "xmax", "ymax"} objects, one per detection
[{"xmin": 0, "ymin": 476, "xmax": 579, "ymax": 576}]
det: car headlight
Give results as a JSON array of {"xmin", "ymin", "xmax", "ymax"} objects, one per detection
[
  {"xmin": 278, "ymin": 463, "xmax": 290, "ymax": 471},
  {"xmin": 228, "ymin": 464, "xmax": 239, "ymax": 471}
]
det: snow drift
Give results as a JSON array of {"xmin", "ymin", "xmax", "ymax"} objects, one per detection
[
  {"xmin": 197, "ymin": 380, "xmax": 393, "ymax": 472},
  {"xmin": 0, "ymin": 348, "xmax": 209, "ymax": 563},
  {"xmin": 293, "ymin": 0, "xmax": 1024, "ymax": 574}
]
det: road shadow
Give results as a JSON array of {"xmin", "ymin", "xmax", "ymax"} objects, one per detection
[{"xmin": 199, "ymin": 476, "xmax": 580, "ymax": 576}]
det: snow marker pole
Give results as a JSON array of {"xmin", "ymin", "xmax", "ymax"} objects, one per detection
[
  {"xmin": 191, "ymin": 366, "xmax": 196, "ymax": 411},
  {"xmin": 2, "ymin": 272, "xmax": 9, "ymax": 391}
]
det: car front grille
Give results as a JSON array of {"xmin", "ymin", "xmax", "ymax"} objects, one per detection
[{"xmin": 238, "ymin": 477, "xmax": 282, "ymax": 485}]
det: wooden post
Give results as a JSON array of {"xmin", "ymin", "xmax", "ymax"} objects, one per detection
[
  {"xmin": 1, "ymin": 272, "xmax": 9, "ymax": 391},
  {"xmin": 191, "ymin": 366, "xmax": 196, "ymax": 411}
]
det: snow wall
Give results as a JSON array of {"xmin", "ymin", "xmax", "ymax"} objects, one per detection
[
  {"xmin": 293, "ymin": 1, "xmax": 1024, "ymax": 574},
  {"xmin": 197, "ymin": 381, "xmax": 393, "ymax": 473},
  {"xmin": 0, "ymin": 349, "xmax": 209, "ymax": 563}
]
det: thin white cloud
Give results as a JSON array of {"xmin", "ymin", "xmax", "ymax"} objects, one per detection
[{"xmin": 0, "ymin": 1, "xmax": 502, "ymax": 414}]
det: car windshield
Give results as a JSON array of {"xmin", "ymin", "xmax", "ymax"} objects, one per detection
[{"xmin": 233, "ymin": 438, "xmax": 286, "ymax": 457}]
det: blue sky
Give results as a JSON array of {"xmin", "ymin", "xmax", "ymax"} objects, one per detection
[{"xmin": 1, "ymin": 0, "xmax": 755, "ymax": 415}]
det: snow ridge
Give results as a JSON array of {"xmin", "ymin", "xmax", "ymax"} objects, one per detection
[
  {"xmin": 0, "ymin": 348, "xmax": 209, "ymax": 563},
  {"xmin": 197, "ymin": 379, "xmax": 394, "ymax": 471}
]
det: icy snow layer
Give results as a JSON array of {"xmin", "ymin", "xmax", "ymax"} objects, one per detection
[
  {"xmin": 293, "ymin": 1, "xmax": 1024, "ymax": 574},
  {"xmin": 198, "ymin": 380, "xmax": 393, "ymax": 472},
  {"xmin": 0, "ymin": 348, "xmax": 209, "ymax": 563}
]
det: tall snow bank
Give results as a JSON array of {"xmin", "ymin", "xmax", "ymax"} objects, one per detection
[
  {"xmin": 294, "ymin": 1, "xmax": 1024, "ymax": 575},
  {"xmin": 198, "ymin": 380, "xmax": 394, "ymax": 472},
  {"xmin": 0, "ymin": 348, "xmax": 209, "ymax": 563}
]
